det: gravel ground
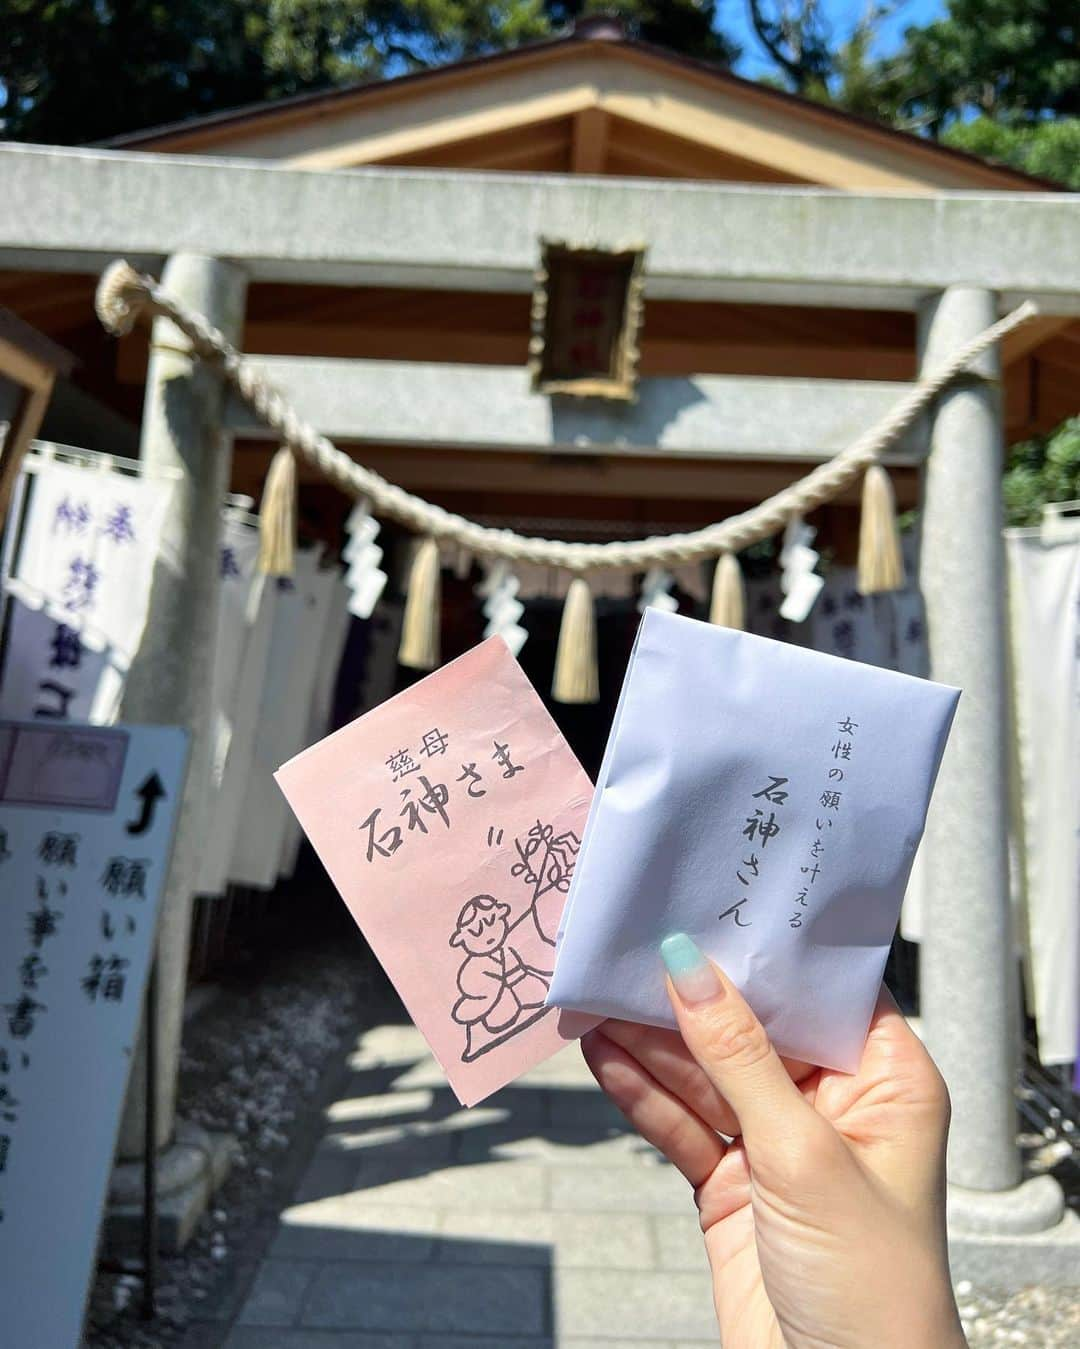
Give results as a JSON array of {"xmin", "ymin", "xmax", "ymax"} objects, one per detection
[
  {"xmin": 960, "ymin": 1281, "xmax": 1080, "ymax": 1347},
  {"xmin": 84, "ymin": 927, "xmax": 379, "ymax": 1349},
  {"xmin": 82, "ymin": 924, "xmax": 1079, "ymax": 1348},
  {"xmin": 957, "ymin": 1150, "xmax": 1080, "ymax": 1348}
]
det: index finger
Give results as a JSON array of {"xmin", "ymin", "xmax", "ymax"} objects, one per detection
[{"xmin": 600, "ymin": 1017, "xmax": 816, "ymax": 1139}]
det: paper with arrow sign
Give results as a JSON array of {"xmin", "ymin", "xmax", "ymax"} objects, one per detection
[
  {"xmin": 0, "ymin": 718, "xmax": 187, "ymax": 1349},
  {"xmin": 126, "ymin": 771, "xmax": 166, "ymax": 835}
]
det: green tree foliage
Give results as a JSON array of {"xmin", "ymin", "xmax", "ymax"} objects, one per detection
[
  {"xmin": 823, "ymin": 1, "xmax": 1080, "ymax": 190},
  {"xmin": 891, "ymin": 0, "xmax": 1080, "ymax": 132},
  {"xmin": 761, "ymin": 0, "xmax": 1080, "ymax": 195},
  {"xmin": 1002, "ymin": 419, "xmax": 1080, "ymax": 528},
  {"xmin": 0, "ymin": 1, "xmax": 551, "ymax": 144},
  {"xmin": 0, "ymin": 0, "xmax": 735, "ymax": 145},
  {"xmin": 942, "ymin": 116, "xmax": 1080, "ymax": 189}
]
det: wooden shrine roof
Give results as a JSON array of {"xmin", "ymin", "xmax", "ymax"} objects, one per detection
[{"xmin": 104, "ymin": 21, "xmax": 1050, "ymax": 193}]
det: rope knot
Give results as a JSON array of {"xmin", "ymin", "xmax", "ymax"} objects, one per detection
[{"xmin": 94, "ymin": 261, "xmax": 155, "ymax": 337}]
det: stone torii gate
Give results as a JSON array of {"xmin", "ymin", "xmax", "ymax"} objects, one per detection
[{"xmin": 1, "ymin": 143, "xmax": 1078, "ymax": 1276}]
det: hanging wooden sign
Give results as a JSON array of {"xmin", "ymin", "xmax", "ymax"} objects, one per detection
[{"xmin": 529, "ymin": 241, "xmax": 645, "ymax": 401}]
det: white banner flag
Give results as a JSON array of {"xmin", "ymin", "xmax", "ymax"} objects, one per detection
[
  {"xmin": 230, "ymin": 550, "xmax": 335, "ymax": 890},
  {"xmin": 1, "ymin": 455, "xmax": 173, "ymax": 724},
  {"xmin": 9, "ymin": 457, "xmax": 171, "ymax": 658},
  {"xmin": 0, "ymin": 597, "xmax": 124, "ymax": 722},
  {"xmin": 809, "ymin": 568, "xmax": 892, "ymax": 668},
  {"xmin": 276, "ymin": 565, "xmax": 345, "ymax": 881},
  {"xmin": 1006, "ymin": 529, "xmax": 1080, "ymax": 1065},
  {"xmin": 196, "ymin": 515, "xmax": 272, "ymax": 897}
]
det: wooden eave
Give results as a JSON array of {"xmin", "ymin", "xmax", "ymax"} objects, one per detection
[
  {"xmin": 104, "ymin": 34, "xmax": 1051, "ymax": 193},
  {"xmin": 0, "ymin": 307, "xmax": 76, "ymax": 380}
]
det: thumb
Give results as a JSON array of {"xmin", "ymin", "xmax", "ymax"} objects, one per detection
[{"xmin": 660, "ymin": 932, "xmax": 816, "ymax": 1158}]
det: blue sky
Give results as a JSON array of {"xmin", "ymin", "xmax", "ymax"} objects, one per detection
[{"xmin": 725, "ymin": 0, "xmax": 946, "ymax": 79}]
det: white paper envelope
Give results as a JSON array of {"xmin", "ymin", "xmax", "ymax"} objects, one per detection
[{"xmin": 547, "ymin": 609, "xmax": 959, "ymax": 1071}]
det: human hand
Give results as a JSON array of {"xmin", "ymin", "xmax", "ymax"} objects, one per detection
[{"xmin": 581, "ymin": 933, "xmax": 966, "ymax": 1349}]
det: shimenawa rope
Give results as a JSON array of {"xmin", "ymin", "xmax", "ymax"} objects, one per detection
[{"xmin": 94, "ymin": 260, "xmax": 1038, "ymax": 575}]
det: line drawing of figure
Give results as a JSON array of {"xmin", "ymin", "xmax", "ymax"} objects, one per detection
[
  {"xmin": 448, "ymin": 819, "xmax": 582, "ymax": 1063},
  {"xmin": 449, "ymin": 895, "xmax": 551, "ymax": 1061},
  {"xmin": 509, "ymin": 820, "xmax": 579, "ymax": 973}
]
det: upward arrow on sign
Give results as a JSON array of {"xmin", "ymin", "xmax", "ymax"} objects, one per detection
[{"xmin": 126, "ymin": 772, "xmax": 166, "ymax": 835}]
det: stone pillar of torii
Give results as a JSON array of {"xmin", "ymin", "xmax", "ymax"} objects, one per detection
[
  {"xmin": 107, "ymin": 255, "xmax": 248, "ymax": 1229},
  {"xmin": 918, "ymin": 287, "xmax": 1065, "ymax": 1238}
]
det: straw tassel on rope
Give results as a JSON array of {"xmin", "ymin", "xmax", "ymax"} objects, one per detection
[
  {"xmin": 856, "ymin": 464, "xmax": 905, "ymax": 594},
  {"xmin": 709, "ymin": 552, "xmax": 746, "ymax": 630},
  {"xmin": 399, "ymin": 536, "xmax": 442, "ymax": 670},
  {"xmin": 552, "ymin": 576, "xmax": 599, "ymax": 704},
  {"xmin": 257, "ymin": 445, "xmax": 298, "ymax": 576}
]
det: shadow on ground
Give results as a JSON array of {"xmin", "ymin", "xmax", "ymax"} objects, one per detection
[
  {"xmin": 200, "ymin": 1001, "xmax": 719, "ymax": 1348},
  {"xmin": 228, "ymin": 1229, "xmax": 557, "ymax": 1348}
]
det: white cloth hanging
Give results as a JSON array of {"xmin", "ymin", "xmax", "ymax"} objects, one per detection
[
  {"xmin": 1005, "ymin": 528, "xmax": 1080, "ymax": 1066},
  {"xmin": 229, "ymin": 549, "xmax": 330, "ymax": 890},
  {"xmin": 885, "ymin": 587, "xmax": 930, "ymax": 679},
  {"xmin": 7, "ymin": 455, "xmax": 171, "ymax": 659},
  {"xmin": 356, "ymin": 598, "xmax": 404, "ymax": 718},
  {"xmin": 0, "ymin": 595, "xmax": 124, "ymax": 722},
  {"xmin": 196, "ymin": 515, "xmax": 268, "ymax": 896},
  {"xmin": 809, "ymin": 567, "xmax": 892, "ymax": 668},
  {"xmin": 277, "ymin": 570, "xmax": 350, "ymax": 881},
  {"xmin": 887, "ymin": 586, "xmax": 931, "ymax": 942},
  {"xmin": 744, "ymin": 573, "xmax": 789, "ymax": 642},
  {"xmin": 203, "ymin": 569, "xmax": 277, "ymax": 897},
  {"xmin": 0, "ymin": 453, "xmax": 172, "ymax": 722},
  {"xmin": 305, "ymin": 582, "xmax": 351, "ymax": 749},
  {"xmin": 898, "ymin": 835, "xmax": 928, "ymax": 945}
]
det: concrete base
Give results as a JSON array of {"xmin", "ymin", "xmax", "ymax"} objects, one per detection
[
  {"xmin": 948, "ymin": 1175, "xmax": 1065, "ymax": 1236},
  {"xmin": 946, "ymin": 1175, "xmax": 1078, "ymax": 1291},
  {"xmin": 105, "ymin": 1117, "xmax": 236, "ymax": 1254},
  {"xmin": 948, "ymin": 1209, "xmax": 1080, "ymax": 1291}
]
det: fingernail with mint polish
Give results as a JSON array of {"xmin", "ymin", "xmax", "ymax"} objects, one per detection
[{"xmin": 660, "ymin": 932, "xmax": 724, "ymax": 1006}]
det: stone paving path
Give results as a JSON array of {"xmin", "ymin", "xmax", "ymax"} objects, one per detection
[{"xmin": 225, "ymin": 1021, "xmax": 719, "ymax": 1348}]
